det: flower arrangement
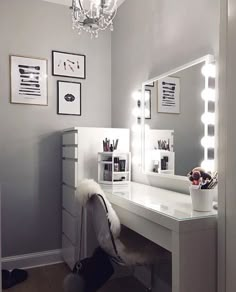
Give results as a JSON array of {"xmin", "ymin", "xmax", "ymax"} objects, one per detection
[{"xmin": 187, "ymin": 167, "xmax": 218, "ymax": 189}]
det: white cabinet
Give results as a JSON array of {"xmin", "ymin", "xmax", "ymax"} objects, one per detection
[
  {"xmin": 61, "ymin": 127, "xmax": 130, "ymax": 269},
  {"xmin": 98, "ymin": 152, "xmax": 131, "ymax": 185},
  {"xmin": 62, "ymin": 130, "xmax": 80, "ymax": 270}
]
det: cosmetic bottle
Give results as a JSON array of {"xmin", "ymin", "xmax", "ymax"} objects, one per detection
[{"xmin": 114, "ymin": 157, "xmax": 119, "ymax": 172}]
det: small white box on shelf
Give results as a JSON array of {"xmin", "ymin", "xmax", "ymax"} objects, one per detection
[{"xmin": 98, "ymin": 152, "xmax": 131, "ymax": 185}]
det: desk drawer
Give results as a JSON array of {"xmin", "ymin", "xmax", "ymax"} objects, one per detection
[
  {"xmin": 62, "ymin": 185, "xmax": 80, "ymax": 217},
  {"xmin": 113, "ymin": 205, "xmax": 172, "ymax": 252},
  {"xmin": 62, "ymin": 146, "xmax": 78, "ymax": 159},
  {"xmin": 62, "ymin": 210, "xmax": 78, "ymax": 245},
  {"xmin": 62, "ymin": 159, "xmax": 78, "ymax": 187},
  {"xmin": 62, "ymin": 132, "xmax": 78, "ymax": 146},
  {"xmin": 62, "ymin": 234, "xmax": 77, "ymax": 270}
]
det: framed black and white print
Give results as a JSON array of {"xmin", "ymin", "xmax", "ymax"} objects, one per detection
[
  {"xmin": 57, "ymin": 81, "xmax": 81, "ymax": 116},
  {"xmin": 52, "ymin": 51, "xmax": 86, "ymax": 79},
  {"xmin": 10, "ymin": 55, "xmax": 48, "ymax": 105},
  {"xmin": 146, "ymin": 81, "xmax": 155, "ymax": 87},
  {"xmin": 157, "ymin": 76, "xmax": 180, "ymax": 114}
]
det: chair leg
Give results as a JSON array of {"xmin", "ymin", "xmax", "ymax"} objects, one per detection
[{"xmin": 146, "ymin": 265, "xmax": 154, "ymax": 292}]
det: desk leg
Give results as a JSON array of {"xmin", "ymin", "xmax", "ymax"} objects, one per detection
[{"xmin": 172, "ymin": 229, "xmax": 216, "ymax": 292}]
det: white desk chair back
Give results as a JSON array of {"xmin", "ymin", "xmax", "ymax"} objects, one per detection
[
  {"xmin": 78, "ymin": 180, "xmax": 168, "ymax": 266},
  {"xmin": 78, "ymin": 179, "xmax": 121, "ymax": 260}
]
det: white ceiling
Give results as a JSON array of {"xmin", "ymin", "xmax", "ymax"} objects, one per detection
[{"xmin": 42, "ymin": 0, "xmax": 126, "ymax": 7}]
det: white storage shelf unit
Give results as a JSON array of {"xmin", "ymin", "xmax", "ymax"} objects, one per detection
[
  {"xmin": 153, "ymin": 149, "xmax": 175, "ymax": 175},
  {"xmin": 98, "ymin": 152, "xmax": 131, "ymax": 185},
  {"xmin": 61, "ymin": 127, "xmax": 130, "ymax": 270},
  {"xmin": 145, "ymin": 129, "xmax": 175, "ymax": 174}
]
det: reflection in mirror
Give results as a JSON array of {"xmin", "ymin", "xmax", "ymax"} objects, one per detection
[{"xmin": 140, "ymin": 55, "xmax": 216, "ymax": 178}]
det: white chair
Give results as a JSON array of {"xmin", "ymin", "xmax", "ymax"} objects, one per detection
[{"xmin": 81, "ymin": 180, "xmax": 169, "ymax": 291}]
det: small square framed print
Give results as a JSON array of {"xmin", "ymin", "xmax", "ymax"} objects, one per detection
[
  {"xmin": 52, "ymin": 51, "xmax": 86, "ymax": 79},
  {"xmin": 57, "ymin": 81, "xmax": 81, "ymax": 116},
  {"xmin": 157, "ymin": 76, "xmax": 180, "ymax": 114},
  {"xmin": 10, "ymin": 55, "xmax": 48, "ymax": 105}
]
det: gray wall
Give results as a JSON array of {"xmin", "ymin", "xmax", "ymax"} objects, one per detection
[
  {"xmin": 111, "ymin": 0, "xmax": 219, "ymax": 191},
  {"xmin": 0, "ymin": 0, "xmax": 111, "ymax": 257},
  {"xmin": 147, "ymin": 63, "xmax": 205, "ymax": 176}
]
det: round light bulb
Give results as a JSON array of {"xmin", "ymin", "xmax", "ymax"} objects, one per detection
[
  {"xmin": 201, "ymin": 88, "xmax": 215, "ymax": 102},
  {"xmin": 132, "ymin": 91, "xmax": 141, "ymax": 101},
  {"xmin": 132, "ymin": 155, "xmax": 141, "ymax": 165},
  {"xmin": 201, "ymin": 159, "xmax": 215, "ymax": 173},
  {"xmin": 131, "ymin": 124, "xmax": 141, "ymax": 132},
  {"xmin": 131, "ymin": 139, "xmax": 141, "ymax": 150},
  {"xmin": 132, "ymin": 108, "xmax": 141, "ymax": 117},
  {"xmin": 201, "ymin": 63, "xmax": 216, "ymax": 78},
  {"xmin": 201, "ymin": 136, "xmax": 215, "ymax": 148},
  {"xmin": 201, "ymin": 113, "xmax": 215, "ymax": 125}
]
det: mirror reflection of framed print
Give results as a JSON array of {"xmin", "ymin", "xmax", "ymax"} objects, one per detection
[
  {"xmin": 57, "ymin": 80, "xmax": 81, "ymax": 116},
  {"xmin": 157, "ymin": 76, "xmax": 180, "ymax": 114},
  {"xmin": 146, "ymin": 81, "xmax": 155, "ymax": 87}
]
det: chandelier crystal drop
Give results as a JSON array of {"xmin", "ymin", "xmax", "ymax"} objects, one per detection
[{"xmin": 71, "ymin": 0, "xmax": 117, "ymax": 38}]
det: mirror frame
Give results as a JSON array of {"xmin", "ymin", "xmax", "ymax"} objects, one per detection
[{"xmin": 141, "ymin": 54, "xmax": 216, "ymax": 182}]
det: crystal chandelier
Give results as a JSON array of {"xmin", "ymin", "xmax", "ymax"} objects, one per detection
[{"xmin": 71, "ymin": 0, "xmax": 118, "ymax": 38}]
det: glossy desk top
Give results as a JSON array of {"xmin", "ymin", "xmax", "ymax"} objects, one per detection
[{"xmin": 101, "ymin": 182, "xmax": 217, "ymax": 232}]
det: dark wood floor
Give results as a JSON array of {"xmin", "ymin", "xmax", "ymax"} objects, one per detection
[{"xmin": 7, "ymin": 263, "xmax": 146, "ymax": 292}]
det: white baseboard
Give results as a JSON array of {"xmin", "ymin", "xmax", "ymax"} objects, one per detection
[{"xmin": 2, "ymin": 249, "xmax": 63, "ymax": 270}]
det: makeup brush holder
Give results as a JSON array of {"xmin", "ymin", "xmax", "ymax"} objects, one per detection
[{"xmin": 189, "ymin": 187, "xmax": 216, "ymax": 212}]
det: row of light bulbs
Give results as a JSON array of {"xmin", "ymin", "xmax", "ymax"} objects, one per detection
[{"xmin": 200, "ymin": 62, "xmax": 216, "ymax": 172}]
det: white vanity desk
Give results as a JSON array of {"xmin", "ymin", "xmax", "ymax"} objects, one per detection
[{"xmin": 102, "ymin": 182, "xmax": 217, "ymax": 292}]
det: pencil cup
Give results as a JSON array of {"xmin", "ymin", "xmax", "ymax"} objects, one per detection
[{"xmin": 189, "ymin": 187, "xmax": 216, "ymax": 212}]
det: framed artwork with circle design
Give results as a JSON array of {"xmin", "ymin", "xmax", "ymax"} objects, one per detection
[{"xmin": 57, "ymin": 80, "xmax": 81, "ymax": 116}]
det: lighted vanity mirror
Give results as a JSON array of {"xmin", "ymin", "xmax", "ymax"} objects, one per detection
[{"xmin": 141, "ymin": 55, "xmax": 216, "ymax": 178}]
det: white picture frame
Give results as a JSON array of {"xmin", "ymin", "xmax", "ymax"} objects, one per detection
[
  {"xmin": 52, "ymin": 51, "xmax": 86, "ymax": 79},
  {"xmin": 10, "ymin": 55, "xmax": 48, "ymax": 106},
  {"xmin": 157, "ymin": 76, "xmax": 180, "ymax": 114},
  {"xmin": 57, "ymin": 81, "xmax": 81, "ymax": 116}
]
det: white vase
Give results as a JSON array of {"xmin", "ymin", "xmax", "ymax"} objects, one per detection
[{"xmin": 189, "ymin": 187, "xmax": 216, "ymax": 212}]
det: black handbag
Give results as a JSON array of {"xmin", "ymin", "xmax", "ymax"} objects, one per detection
[
  {"xmin": 69, "ymin": 193, "xmax": 122, "ymax": 292},
  {"xmin": 72, "ymin": 247, "xmax": 114, "ymax": 292}
]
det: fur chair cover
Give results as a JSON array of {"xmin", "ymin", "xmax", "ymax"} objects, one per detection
[
  {"xmin": 77, "ymin": 179, "xmax": 121, "ymax": 238},
  {"xmin": 76, "ymin": 179, "xmax": 167, "ymax": 266}
]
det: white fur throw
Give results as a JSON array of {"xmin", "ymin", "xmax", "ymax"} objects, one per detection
[
  {"xmin": 76, "ymin": 179, "xmax": 165, "ymax": 266},
  {"xmin": 77, "ymin": 179, "xmax": 121, "ymax": 238}
]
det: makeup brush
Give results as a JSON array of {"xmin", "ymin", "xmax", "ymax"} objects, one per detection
[
  {"xmin": 21, "ymin": 87, "xmax": 40, "ymax": 91},
  {"xmin": 162, "ymin": 81, "xmax": 176, "ymax": 86},
  {"xmin": 20, "ymin": 83, "xmax": 40, "ymax": 87},
  {"xmin": 21, "ymin": 79, "xmax": 39, "ymax": 83},
  {"xmin": 20, "ymin": 93, "xmax": 41, "ymax": 96},
  {"xmin": 19, "ymin": 89, "xmax": 40, "ymax": 93},
  {"xmin": 163, "ymin": 86, "xmax": 175, "ymax": 91},
  {"xmin": 19, "ymin": 69, "xmax": 40, "ymax": 75},
  {"xmin": 163, "ymin": 90, "xmax": 174, "ymax": 93},
  {"xmin": 20, "ymin": 75, "xmax": 39, "ymax": 80},
  {"xmin": 18, "ymin": 65, "xmax": 40, "ymax": 70}
]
